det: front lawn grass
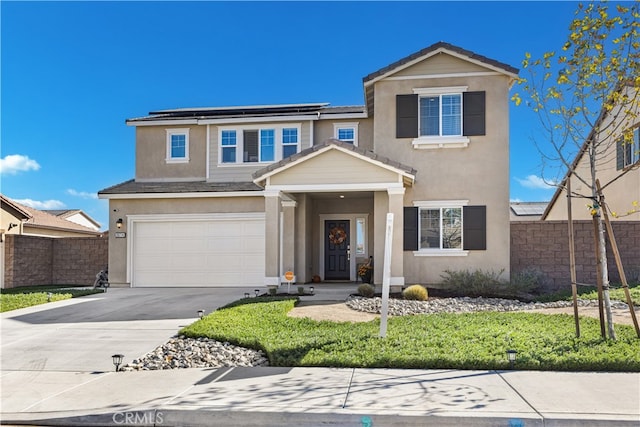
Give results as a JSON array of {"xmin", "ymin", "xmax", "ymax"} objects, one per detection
[
  {"xmin": 0, "ymin": 285, "xmax": 103, "ymax": 312},
  {"xmin": 538, "ymin": 282, "xmax": 640, "ymax": 306},
  {"xmin": 180, "ymin": 297, "xmax": 640, "ymax": 372}
]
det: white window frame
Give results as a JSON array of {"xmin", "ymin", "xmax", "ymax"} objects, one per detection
[
  {"xmin": 220, "ymin": 130, "xmax": 237, "ymax": 164},
  {"xmin": 413, "ymin": 200, "xmax": 468, "ymax": 257},
  {"xmin": 333, "ymin": 122, "xmax": 359, "ymax": 146},
  {"xmin": 625, "ymin": 127, "xmax": 640, "ymax": 167},
  {"xmin": 282, "ymin": 127, "xmax": 299, "ymax": 158},
  {"xmin": 412, "ymin": 86, "xmax": 469, "ymax": 149},
  {"xmin": 218, "ymin": 123, "xmax": 301, "ymax": 166},
  {"xmin": 166, "ymin": 128, "xmax": 190, "ymax": 163}
]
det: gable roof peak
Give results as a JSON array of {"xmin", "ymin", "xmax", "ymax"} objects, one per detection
[{"xmin": 363, "ymin": 41, "xmax": 519, "ymax": 85}]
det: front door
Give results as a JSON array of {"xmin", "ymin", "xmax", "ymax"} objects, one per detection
[{"xmin": 324, "ymin": 220, "xmax": 350, "ymax": 280}]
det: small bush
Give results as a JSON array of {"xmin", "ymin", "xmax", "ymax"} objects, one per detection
[
  {"xmin": 297, "ymin": 286, "xmax": 305, "ymax": 295},
  {"xmin": 510, "ymin": 267, "xmax": 549, "ymax": 295},
  {"xmin": 357, "ymin": 283, "xmax": 375, "ymax": 298},
  {"xmin": 440, "ymin": 269, "xmax": 507, "ymax": 297},
  {"xmin": 403, "ymin": 285, "xmax": 428, "ymax": 301}
]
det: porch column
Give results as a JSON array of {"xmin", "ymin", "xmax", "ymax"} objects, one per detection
[
  {"xmin": 264, "ymin": 190, "xmax": 282, "ymax": 286},
  {"xmin": 387, "ymin": 187, "xmax": 405, "ymax": 288},
  {"xmin": 281, "ymin": 200, "xmax": 297, "ymax": 282}
]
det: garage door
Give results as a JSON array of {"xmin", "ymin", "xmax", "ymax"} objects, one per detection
[{"xmin": 132, "ymin": 215, "xmax": 265, "ymax": 287}]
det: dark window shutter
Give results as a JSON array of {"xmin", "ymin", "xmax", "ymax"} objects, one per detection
[
  {"xmin": 396, "ymin": 94, "xmax": 418, "ymax": 138},
  {"xmin": 403, "ymin": 207, "xmax": 418, "ymax": 251},
  {"xmin": 616, "ymin": 139, "xmax": 624, "ymax": 170},
  {"xmin": 463, "ymin": 205, "xmax": 486, "ymax": 250},
  {"xmin": 463, "ymin": 91, "xmax": 486, "ymax": 136}
]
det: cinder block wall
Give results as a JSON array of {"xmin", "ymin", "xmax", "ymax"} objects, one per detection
[
  {"xmin": 511, "ymin": 221, "xmax": 640, "ymax": 292},
  {"xmin": 3, "ymin": 235, "xmax": 108, "ymax": 288}
]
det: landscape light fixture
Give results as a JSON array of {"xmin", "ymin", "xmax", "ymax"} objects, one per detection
[
  {"xmin": 112, "ymin": 354, "xmax": 124, "ymax": 372},
  {"xmin": 506, "ymin": 349, "xmax": 517, "ymax": 369},
  {"xmin": 310, "ymin": 286, "xmax": 315, "ymax": 295},
  {"xmin": 47, "ymin": 292, "xmax": 52, "ymax": 302},
  {"xmin": 254, "ymin": 289, "xmax": 260, "ymax": 297},
  {"xmin": 197, "ymin": 309, "xmax": 205, "ymax": 319},
  {"xmin": 244, "ymin": 292, "xmax": 250, "ymax": 299},
  {"xmin": 116, "ymin": 218, "xmax": 123, "ymax": 229}
]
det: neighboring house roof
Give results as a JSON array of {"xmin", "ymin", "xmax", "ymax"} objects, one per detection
[
  {"xmin": 1, "ymin": 195, "xmax": 102, "ymax": 236},
  {"xmin": 43, "ymin": 209, "xmax": 102, "ymax": 230},
  {"xmin": 127, "ymin": 103, "xmax": 367, "ymax": 124},
  {"xmin": 98, "ymin": 180, "xmax": 263, "ymax": 196},
  {"xmin": 1, "ymin": 194, "xmax": 32, "ymax": 220},
  {"xmin": 252, "ymin": 139, "xmax": 417, "ymax": 185},
  {"xmin": 510, "ymin": 202, "xmax": 548, "ymax": 221}
]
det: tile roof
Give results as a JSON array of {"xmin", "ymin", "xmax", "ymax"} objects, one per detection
[
  {"xmin": 363, "ymin": 41, "xmax": 519, "ymax": 84},
  {"xmin": 98, "ymin": 179, "xmax": 263, "ymax": 195},
  {"xmin": 1, "ymin": 195, "xmax": 102, "ymax": 235}
]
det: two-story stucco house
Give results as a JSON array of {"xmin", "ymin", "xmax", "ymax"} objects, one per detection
[{"xmin": 99, "ymin": 42, "xmax": 519, "ymax": 289}]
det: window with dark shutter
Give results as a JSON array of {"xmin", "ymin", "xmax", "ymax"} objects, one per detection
[
  {"xmin": 463, "ymin": 91, "xmax": 486, "ymax": 136},
  {"xmin": 403, "ymin": 206, "xmax": 419, "ymax": 251},
  {"xmin": 396, "ymin": 94, "xmax": 419, "ymax": 139},
  {"xmin": 463, "ymin": 205, "xmax": 486, "ymax": 250}
]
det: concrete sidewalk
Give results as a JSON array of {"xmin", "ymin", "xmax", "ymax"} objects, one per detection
[{"xmin": 2, "ymin": 366, "xmax": 639, "ymax": 426}]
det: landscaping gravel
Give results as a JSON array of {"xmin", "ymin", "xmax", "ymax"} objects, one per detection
[
  {"xmin": 123, "ymin": 296, "xmax": 629, "ymax": 371},
  {"xmin": 345, "ymin": 295, "xmax": 630, "ymax": 316}
]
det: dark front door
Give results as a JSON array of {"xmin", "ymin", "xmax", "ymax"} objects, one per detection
[{"xmin": 325, "ymin": 220, "xmax": 350, "ymax": 280}]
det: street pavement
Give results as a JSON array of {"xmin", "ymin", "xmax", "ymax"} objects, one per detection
[{"xmin": 1, "ymin": 286, "xmax": 639, "ymax": 426}]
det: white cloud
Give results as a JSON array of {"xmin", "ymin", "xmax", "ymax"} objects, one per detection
[
  {"xmin": 15, "ymin": 198, "xmax": 66, "ymax": 210},
  {"xmin": 0, "ymin": 154, "xmax": 40, "ymax": 175},
  {"xmin": 515, "ymin": 175, "xmax": 557, "ymax": 190},
  {"xmin": 66, "ymin": 189, "xmax": 98, "ymax": 200}
]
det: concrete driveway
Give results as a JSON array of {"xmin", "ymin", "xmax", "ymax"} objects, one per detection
[{"xmin": 0, "ymin": 287, "xmax": 256, "ymax": 373}]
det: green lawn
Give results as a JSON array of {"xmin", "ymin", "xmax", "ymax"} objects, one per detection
[
  {"xmin": 181, "ymin": 297, "xmax": 640, "ymax": 372},
  {"xmin": 0, "ymin": 285, "xmax": 103, "ymax": 312},
  {"xmin": 538, "ymin": 283, "xmax": 640, "ymax": 305}
]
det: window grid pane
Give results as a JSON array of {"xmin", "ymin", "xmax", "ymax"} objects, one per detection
[
  {"xmin": 282, "ymin": 128, "xmax": 298, "ymax": 144},
  {"xmin": 419, "ymin": 209, "xmax": 440, "ymax": 249},
  {"xmin": 260, "ymin": 129, "xmax": 275, "ymax": 161},
  {"xmin": 441, "ymin": 208, "xmax": 462, "ymax": 249},
  {"xmin": 441, "ymin": 95, "xmax": 462, "ymax": 136},
  {"xmin": 338, "ymin": 128, "xmax": 355, "ymax": 143},
  {"xmin": 221, "ymin": 130, "xmax": 236, "ymax": 146},
  {"xmin": 171, "ymin": 134, "xmax": 186, "ymax": 158},
  {"xmin": 420, "ymin": 97, "xmax": 440, "ymax": 136}
]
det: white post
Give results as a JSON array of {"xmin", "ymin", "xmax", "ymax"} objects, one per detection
[{"xmin": 379, "ymin": 213, "xmax": 394, "ymax": 338}]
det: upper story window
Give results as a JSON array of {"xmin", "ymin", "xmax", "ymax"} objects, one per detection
[
  {"xmin": 282, "ymin": 128, "xmax": 298, "ymax": 158},
  {"xmin": 334, "ymin": 122, "xmax": 359, "ymax": 146},
  {"xmin": 221, "ymin": 130, "xmax": 237, "ymax": 163},
  {"xmin": 219, "ymin": 124, "xmax": 301, "ymax": 165},
  {"xmin": 166, "ymin": 129, "xmax": 190, "ymax": 163},
  {"xmin": 420, "ymin": 94, "xmax": 462, "ymax": 137},
  {"xmin": 617, "ymin": 127, "xmax": 640, "ymax": 170},
  {"xmin": 396, "ymin": 87, "xmax": 485, "ymax": 149}
]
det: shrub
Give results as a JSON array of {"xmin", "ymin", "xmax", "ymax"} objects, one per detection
[
  {"xmin": 510, "ymin": 267, "xmax": 550, "ymax": 295},
  {"xmin": 357, "ymin": 283, "xmax": 375, "ymax": 298},
  {"xmin": 403, "ymin": 285, "xmax": 428, "ymax": 301},
  {"xmin": 440, "ymin": 269, "xmax": 507, "ymax": 297},
  {"xmin": 297, "ymin": 286, "xmax": 305, "ymax": 295}
]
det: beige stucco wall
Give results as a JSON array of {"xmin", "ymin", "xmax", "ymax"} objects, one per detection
[
  {"xmin": 313, "ymin": 118, "xmax": 374, "ymax": 151},
  {"xmin": 136, "ymin": 125, "xmax": 207, "ymax": 181},
  {"xmin": 107, "ymin": 196, "xmax": 264, "ymax": 285},
  {"xmin": 371, "ymin": 56, "xmax": 512, "ymax": 283},
  {"xmin": 394, "ymin": 52, "xmax": 489, "ymax": 77}
]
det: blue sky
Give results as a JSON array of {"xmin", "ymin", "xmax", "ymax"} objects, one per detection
[{"xmin": 2, "ymin": 1, "xmax": 584, "ymax": 230}]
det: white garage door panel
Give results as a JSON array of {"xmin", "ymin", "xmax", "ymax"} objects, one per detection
[{"xmin": 133, "ymin": 217, "xmax": 265, "ymax": 287}]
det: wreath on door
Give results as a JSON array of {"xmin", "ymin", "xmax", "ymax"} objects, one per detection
[{"xmin": 328, "ymin": 227, "xmax": 347, "ymax": 245}]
